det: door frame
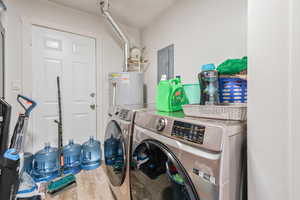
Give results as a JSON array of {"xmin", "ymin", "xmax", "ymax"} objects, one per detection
[{"xmin": 21, "ymin": 17, "xmax": 103, "ymax": 152}]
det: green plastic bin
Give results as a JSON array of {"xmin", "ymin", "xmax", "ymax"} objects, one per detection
[{"xmin": 183, "ymin": 84, "xmax": 201, "ymax": 104}]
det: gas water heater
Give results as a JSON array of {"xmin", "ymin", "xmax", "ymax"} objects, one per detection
[{"xmin": 101, "ymin": 0, "xmax": 144, "ymax": 108}]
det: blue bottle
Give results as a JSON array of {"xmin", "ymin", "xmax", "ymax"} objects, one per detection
[
  {"xmin": 32, "ymin": 143, "xmax": 59, "ymax": 182},
  {"xmin": 81, "ymin": 137, "xmax": 101, "ymax": 170},
  {"xmin": 104, "ymin": 136, "xmax": 119, "ymax": 166},
  {"xmin": 63, "ymin": 139, "xmax": 82, "ymax": 175}
]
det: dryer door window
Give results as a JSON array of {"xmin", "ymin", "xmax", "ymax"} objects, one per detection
[
  {"xmin": 104, "ymin": 120, "xmax": 126, "ymax": 186},
  {"xmin": 130, "ymin": 139, "xmax": 199, "ymax": 200}
]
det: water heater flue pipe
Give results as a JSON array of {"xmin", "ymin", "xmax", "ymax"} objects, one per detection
[
  {"xmin": 0, "ymin": 0, "xmax": 6, "ymax": 11},
  {"xmin": 100, "ymin": 0, "xmax": 129, "ymax": 72}
]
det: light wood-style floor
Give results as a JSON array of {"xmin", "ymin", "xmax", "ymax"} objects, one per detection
[{"xmin": 46, "ymin": 166, "xmax": 115, "ymax": 200}]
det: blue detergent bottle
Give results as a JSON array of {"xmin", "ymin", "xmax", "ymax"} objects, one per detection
[
  {"xmin": 32, "ymin": 143, "xmax": 59, "ymax": 182},
  {"xmin": 63, "ymin": 139, "xmax": 82, "ymax": 175},
  {"xmin": 81, "ymin": 136, "xmax": 101, "ymax": 170}
]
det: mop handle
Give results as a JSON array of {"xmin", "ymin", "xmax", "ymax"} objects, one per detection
[
  {"xmin": 17, "ymin": 95, "xmax": 37, "ymax": 117},
  {"xmin": 55, "ymin": 76, "xmax": 64, "ymax": 176}
]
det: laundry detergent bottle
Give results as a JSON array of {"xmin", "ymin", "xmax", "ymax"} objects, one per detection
[{"xmin": 156, "ymin": 75, "xmax": 188, "ymax": 112}]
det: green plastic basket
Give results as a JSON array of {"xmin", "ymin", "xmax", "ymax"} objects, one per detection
[{"xmin": 183, "ymin": 84, "xmax": 201, "ymax": 104}]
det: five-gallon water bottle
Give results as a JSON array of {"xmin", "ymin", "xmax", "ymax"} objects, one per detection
[
  {"xmin": 81, "ymin": 137, "xmax": 101, "ymax": 170},
  {"xmin": 113, "ymin": 140, "xmax": 124, "ymax": 171},
  {"xmin": 198, "ymin": 64, "xmax": 220, "ymax": 105},
  {"xmin": 23, "ymin": 152, "xmax": 33, "ymax": 174},
  {"xmin": 63, "ymin": 139, "xmax": 82, "ymax": 175},
  {"xmin": 104, "ymin": 136, "xmax": 119, "ymax": 166},
  {"xmin": 32, "ymin": 143, "xmax": 59, "ymax": 182}
]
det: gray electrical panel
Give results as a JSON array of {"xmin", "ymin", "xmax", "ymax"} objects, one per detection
[{"xmin": 157, "ymin": 44, "xmax": 174, "ymax": 83}]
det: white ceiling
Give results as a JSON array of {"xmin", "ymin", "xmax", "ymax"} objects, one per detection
[{"xmin": 48, "ymin": 0, "xmax": 177, "ymax": 28}]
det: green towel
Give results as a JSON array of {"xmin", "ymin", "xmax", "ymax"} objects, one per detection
[{"xmin": 217, "ymin": 56, "xmax": 247, "ymax": 75}]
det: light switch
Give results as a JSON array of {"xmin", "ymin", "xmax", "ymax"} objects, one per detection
[{"xmin": 11, "ymin": 80, "xmax": 21, "ymax": 91}]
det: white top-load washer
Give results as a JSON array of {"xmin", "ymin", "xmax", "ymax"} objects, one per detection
[{"xmin": 130, "ymin": 110, "xmax": 246, "ymax": 200}]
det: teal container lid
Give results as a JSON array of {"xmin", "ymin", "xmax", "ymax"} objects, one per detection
[{"xmin": 201, "ymin": 64, "xmax": 216, "ymax": 71}]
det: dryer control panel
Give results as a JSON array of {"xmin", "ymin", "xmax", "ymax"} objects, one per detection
[
  {"xmin": 116, "ymin": 108, "xmax": 134, "ymax": 122},
  {"xmin": 119, "ymin": 109, "xmax": 130, "ymax": 121},
  {"xmin": 172, "ymin": 121, "xmax": 205, "ymax": 144}
]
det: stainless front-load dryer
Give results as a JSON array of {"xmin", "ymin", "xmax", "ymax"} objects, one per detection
[
  {"xmin": 130, "ymin": 110, "xmax": 246, "ymax": 200},
  {"xmin": 104, "ymin": 105, "xmax": 154, "ymax": 200}
]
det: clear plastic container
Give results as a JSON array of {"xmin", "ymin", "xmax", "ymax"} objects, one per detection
[
  {"xmin": 198, "ymin": 64, "xmax": 220, "ymax": 105},
  {"xmin": 17, "ymin": 172, "xmax": 38, "ymax": 195},
  {"xmin": 81, "ymin": 137, "xmax": 101, "ymax": 170},
  {"xmin": 183, "ymin": 104, "xmax": 247, "ymax": 121},
  {"xmin": 183, "ymin": 84, "xmax": 201, "ymax": 104},
  {"xmin": 32, "ymin": 143, "xmax": 59, "ymax": 182},
  {"xmin": 63, "ymin": 139, "xmax": 82, "ymax": 175}
]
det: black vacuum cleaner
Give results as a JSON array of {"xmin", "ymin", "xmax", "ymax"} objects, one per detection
[
  {"xmin": 0, "ymin": 95, "xmax": 37, "ymax": 200},
  {"xmin": 0, "ymin": 98, "xmax": 11, "ymax": 155}
]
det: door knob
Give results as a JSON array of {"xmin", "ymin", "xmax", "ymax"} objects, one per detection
[{"xmin": 90, "ymin": 104, "xmax": 96, "ymax": 110}]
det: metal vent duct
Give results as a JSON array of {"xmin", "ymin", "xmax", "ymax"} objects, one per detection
[
  {"xmin": 100, "ymin": 0, "xmax": 129, "ymax": 72},
  {"xmin": 0, "ymin": 0, "xmax": 6, "ymax": 11}
]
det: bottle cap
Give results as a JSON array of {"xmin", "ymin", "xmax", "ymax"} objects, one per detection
[
  {"xmin": 45, "ymin": 142, "xmax": 51, "ymax": 148},
  {"xmin": 201, "ymin": 64, "xmax": 216, "ymax": 71},
  {"xmin": 161, "ymin": 74, "xmax": 167, "ymax": 81}
]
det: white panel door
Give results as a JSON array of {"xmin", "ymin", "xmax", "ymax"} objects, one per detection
[{"xmin": 32, "ymin": 26, "xmax": 96, "ymax": 152}]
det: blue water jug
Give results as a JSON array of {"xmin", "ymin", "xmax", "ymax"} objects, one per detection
[
  {"xmin": 81, "ymin": 137, "xmax": 101, "ymax": 170},
  {"xmin": 113, "ymin": 140, "xmax": 124, "ymax": 171},
  {"xmin": 23, "ymin": 152, "xmax": 33, "ymax": 174},
  {"xmin": 32, "ymin": 143, "xmax": 59, "ymax": 182},
  {"xmin": 104, "ymin": 136, "xmax": 119, "ymax": 166},
  {"xmin": 63, "ymin": 139, "xmax": 82, "ymax": 175}
]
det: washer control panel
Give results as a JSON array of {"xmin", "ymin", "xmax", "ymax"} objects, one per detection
[
  {"xmin": 155, "ymin": 118, "xmax": 166, "ymax": 131},
  {"xmin": 172, "ymin": 120, "xmax": 205, "ymax": 144}
]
